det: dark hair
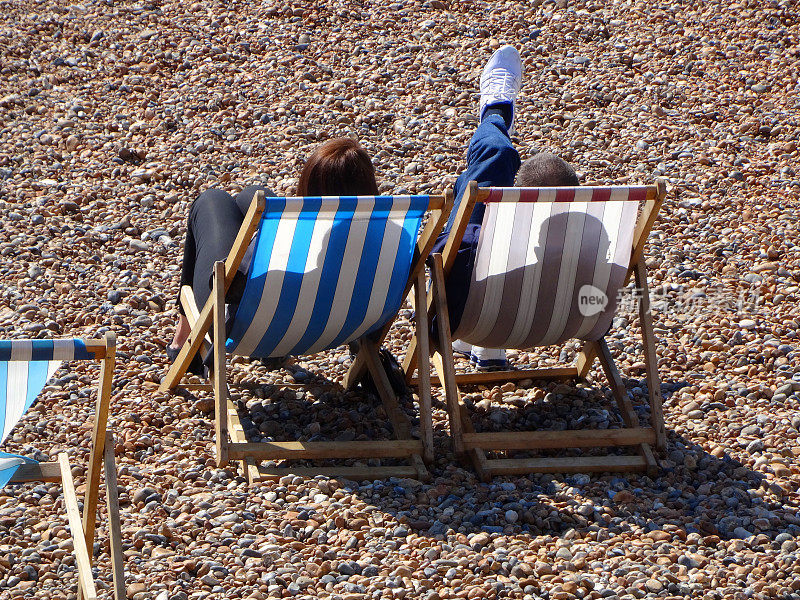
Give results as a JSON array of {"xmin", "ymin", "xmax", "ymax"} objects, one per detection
[
  {"xmin": 515, "ymin": 152, "xmax": 579, "ymax": 187},
  {"xmin": 297, "ymin": 137, "xmax": 379, "ymax": 196}
]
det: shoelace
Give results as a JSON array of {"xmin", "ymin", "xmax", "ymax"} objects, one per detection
[{"xmin": 481, "ymin": 69, "xmax": 520, "ymax": 97}]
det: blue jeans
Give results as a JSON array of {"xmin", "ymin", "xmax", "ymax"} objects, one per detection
[{"xmin": 433, "ymin": 114, "xmax": 521, "ymax": 334}]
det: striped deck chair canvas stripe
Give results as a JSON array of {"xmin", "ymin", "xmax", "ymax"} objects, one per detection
[
  {"xmin": 227, "ymin": 195, "xmax": 429, "ymax": 358},
  {"xmin": 0, "ymin": 339, "xmax": 93, "ymax": 488},
  {"xmin": 453, "ymin": 187, "xmax": 642, "ymax": 349}
]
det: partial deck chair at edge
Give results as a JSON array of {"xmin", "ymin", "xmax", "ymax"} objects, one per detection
[
  {"xmin": 0, "ymin": 334, "xmax": 124, "ymax": 600},
  {"xmin": 403, "ymin": 180, "xmax": 667, "ymax": 480},
  {"xmin": 161, "ymin": 191, "xmax": 452, "ymax": 482}
]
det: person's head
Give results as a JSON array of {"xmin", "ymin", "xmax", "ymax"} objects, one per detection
[
  {"xmin": 515, "ymin": 152, "xmax": 579, "ymax": 187},
  {"xmin": 297, "ymin": 137, "xmax": 379, "ymax": 196}
]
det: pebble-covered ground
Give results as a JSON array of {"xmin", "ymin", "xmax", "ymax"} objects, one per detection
[{"xmin": 1, "ymin": 0, "xmax": 800, "ymax": 599}]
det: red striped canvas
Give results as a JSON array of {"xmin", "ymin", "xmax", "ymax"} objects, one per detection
[{"xmin": 453, "ymin": 187, "xmax": 640, "ymax": 349}]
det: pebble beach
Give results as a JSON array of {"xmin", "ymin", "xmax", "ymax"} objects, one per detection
[{"xmin": 1, "ymin": 0, "xmax": 800, "ymax": 599}]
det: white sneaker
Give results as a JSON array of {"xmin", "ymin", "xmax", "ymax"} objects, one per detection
[
  {"xmin": 478, "ymin": 45, "xmax": 522, "ymax": 134},
  {"xmin": 452, "ymin": 339, "xmax": 473, "ymax": 359},
  {"xmin": 469, "ymin": 346, "xmax": 508, "ymax": 372}
]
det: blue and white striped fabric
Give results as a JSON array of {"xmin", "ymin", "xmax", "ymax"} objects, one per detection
[
  {"xmin": 226, "ymin": 195, "xmax": 429, "ymax": 358},
  {"xmin": 0, "ymin": 338, "xmax": 91, "ymax": 488},
  {"xmin": 0, "ymin": 452, "xmax": 36, "ymax": 489}
]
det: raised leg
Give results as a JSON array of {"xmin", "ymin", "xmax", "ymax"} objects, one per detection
[
  {"xmin": 211, "ymin": 261, "xmax": 229, "ymax": 467},
  {"xmin": 635, "ymin": 260, "xmax": 666, "ymax": 450}
]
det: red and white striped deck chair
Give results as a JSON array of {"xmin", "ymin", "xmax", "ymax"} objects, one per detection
[{"xmin": 404, "ymin": 180, "xmax": 667, "ymax": 480}]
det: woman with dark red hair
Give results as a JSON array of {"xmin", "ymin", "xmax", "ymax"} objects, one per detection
[{"xmin": 166, "ymin": 138, "xmax": 378, "ymax": 372}]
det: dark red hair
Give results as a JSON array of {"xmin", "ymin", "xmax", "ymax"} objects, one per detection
[{"xmin": 297, "ymin": 137, "xmax": 379, "ymax": 196}]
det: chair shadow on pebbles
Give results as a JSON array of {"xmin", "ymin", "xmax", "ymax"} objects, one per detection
[
  {"xmin": 313, "ymin": 374, "xmax": 798, "ymax": 560},
  {"xmin": 177, "ymin": 355, "xmax": 426, "ymax": 475}
]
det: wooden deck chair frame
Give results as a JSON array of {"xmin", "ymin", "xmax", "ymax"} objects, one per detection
[
  {"xmin": 402, "ymin": 179, "xmax": 667, "ymax": 481},
  {"xmin": 5, "ymin": 333, "xmax": 124, "ymax": 600},
  {"xmin": 161, "ymin": 191, "xmax": 452, "ymax": 482}
]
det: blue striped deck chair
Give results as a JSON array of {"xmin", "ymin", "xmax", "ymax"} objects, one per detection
[
  {"xmin": 403, "ymin": 180, "xmax": 667, "ymax": 481},
  {"xmin": 1, "ymin": 334, "xmax": 124, "ymax": 600},
  {"xmin": 161, "ymin": 190, "xmax": 452, "ymax": 482}
]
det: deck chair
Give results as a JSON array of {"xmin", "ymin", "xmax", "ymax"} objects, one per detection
[
  {"xmin": 403, "ymin": 180, "xmax": 667, "ymax": 481},
  {"xmin": 1, "ymin": 334, "xmax": 124, "ymax": 600},
  {"xmin": 161, "ymin": 190, "xmax": 452, "ymax": 482}
]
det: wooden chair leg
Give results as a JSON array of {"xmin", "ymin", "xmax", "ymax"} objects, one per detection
[
  {"xmin": 80, "ymin": 331, "xmax": 115, "ymax": 589},
  {"xmin": 575, "ymin": 342, "xmax": 597, "ymax": 379},
  {"xmin": 181, "ymin": 285, "xmax": 212, "ymax": 354},
  {"xmin": 60, "ymin": 454, "xmax": 98, "ymax": 600},
  {"xmin": 429, "ymin": 254, "xmax": 464, "ymax": 455},
  {"xmin": 212, "ymin": 261, "xmax": 229, "ymax": 467},
  {"xmin": 453, "ymin": 385, "xmax": 492, "ymax": 482},
  {"xmin": 103, "ymin": 433, "xmax": 125, "ymax": 600},
  {"xmin": 343, "ymin": 351, "xmax": 368, "ymax": 390},
  {"xmin": 414, "ymin": 268, "xmax": 434, "ymax": 464},
  {"xmin": 360, "ymin": 338, "xmax": 428, "ymax": 479},
  {"xmin": 402, "ymin": 335, "xmax": 420, "ymax": 385},
  {"xmin": 595, "ymin": 338, "xmax": 657, "ymax": 475},
  {"xmin": 635, "ymin": 260, "xmax": 666, "ymax": 450},
  {"xmin": 226, "ymin": 394, "xmax": 260, "ymax": 484}
]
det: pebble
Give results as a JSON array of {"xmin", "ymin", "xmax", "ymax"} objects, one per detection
[{"xmin": 1, "ymin": 1, "xmax": 800, "ymax": 600}]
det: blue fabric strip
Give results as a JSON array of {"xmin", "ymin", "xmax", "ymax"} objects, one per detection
[
  {"xmin": 251, "ymin": 197, "xmax": 323, "ymax": 357},
  {"xmin": 286, "ymin": 196, "xmax": 358, "ymax": 356},
  {"xmin": 371, "ymin": 195, "xmax": 428, "ymax": 334},
  {"xmin": 226, "ymin": 195, "xmax": 429, "ymax": 355},
  {"xmin": 0, "ymin": 451, "xmax": 37, "ymax": 490},
  {"xmin": 0, "ymin": 342, "xmax": 13, "ymax": 362},
  {"xmin": 24, "ymin": 361, "xmax": 49, "ymax": 412},
  {"xmin": 30, "ymin": 340, "xmax": 54, "ymax": 361},
  {"xmin": 0, "ymin": 339, "xmax": 90, "ymax": 362},
  {"xmin": 326, "ymin": 199, "xmax": 390, "ymax": 349},
  {"xmin": 226, "ymin": 197, "xmax": 287, "ymax": 351},
  {"xmin": 73, "ymin": 339, "xmax": 91, "ymax": 360}
]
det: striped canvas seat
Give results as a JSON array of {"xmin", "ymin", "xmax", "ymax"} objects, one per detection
[
  {"xmin": 453, "ymin": 186, "xmax": 645, "ymax": 350},
  {"xmin": 0, "ymin": 339, "xmax": 94, "ymax": 487},
  {"xmin": 0, "ymin": 335, "xmax": 123, "ymax": 600},
  {"xmin": 227, "ymin": 195, "xmax": 429, "ymax": 358},
  {"xmin": 403, "ymin": 180, "xmax": 667, "ymax": 481},
  {"xmin": 161, "ymin": 190, "xmax": 452, "ymax": 483}
]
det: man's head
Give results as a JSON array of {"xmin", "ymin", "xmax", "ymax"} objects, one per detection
[{"xmin": 515, "ymin": 152, "xmax": 579, "ymax": 187}]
